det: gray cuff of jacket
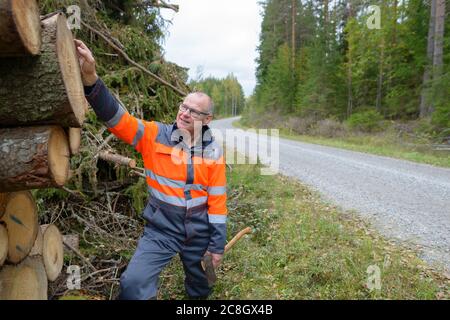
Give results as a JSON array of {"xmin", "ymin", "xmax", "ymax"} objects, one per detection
[
  {"xmin": 208, "ymin": 223, "xmax": 227, "ymax": 254},
  {"xmin": 84, "ymin": 78, "xmax": 121, "ymax": 123}
]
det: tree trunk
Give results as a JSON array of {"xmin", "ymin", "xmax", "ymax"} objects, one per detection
[
  {"xmin": 1, "ymin": 191, "xmax": 39, "ymax": 264},
  {"xmin": 0, "ymin": 126, "xmax": 70, "ymax": 192},
  {"xmin": 0, "ymin": 256, "xmax": 48, "ymax": 300},
  {"xmin": 420, "ymin": 0, "xmax": 436, "ymax": 117},
  {"xmin": 431, "ymin": 0, "xmax": 445, "ymax": 102},
  {"xmin": 0, "ymin": 0, "xmax": 41, "ymax": 56},
  {"xmin": 376, "ymin": 36, "xmax": 385, "ymax": 113},
  {"xmin": 346, "ymin": 2, "xmax": 354, "ymax": 117},
  {"xmin": 392, "ymin": 0, "xmax": 397, "ymax": 44},
  {"xmin": 324, "ymin": 0, "xmax": 329, "ymax": 54},
  {"xmin": 0, "ymin": 13, "xmax": 86, "ymax": 127},
  {"xmin": 433, "ymin": 0, "xmax": 445, "ymax": 68},
  {"xmin": 0, "ymin": 223, "xmax": 7, "ymax": 266},
  {"xmin": 40, "ymin": 224, "xmax": 64, "ymax": 282},
  {"xmin": 291, "ymin": 0, "xmax": 296, "ymax": 70}
]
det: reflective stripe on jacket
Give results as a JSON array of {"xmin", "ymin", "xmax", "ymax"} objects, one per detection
[{"xmin": 85, "ymin": 78, "xmax": 227, "ymax": 253}]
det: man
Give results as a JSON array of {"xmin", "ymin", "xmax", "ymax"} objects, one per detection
[{"xmin": 75, "ymin": 39, "xmax": 227, "ymax": 300}]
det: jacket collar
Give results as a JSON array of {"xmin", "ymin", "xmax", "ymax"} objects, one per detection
[{"xmin": 170, "ymin": 122, "xmax": 214, "ymax": 149}]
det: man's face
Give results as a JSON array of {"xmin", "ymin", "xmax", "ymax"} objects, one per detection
[{"xmin": 176, "ymin": 94, "xmax": 212, "ymax": 136}]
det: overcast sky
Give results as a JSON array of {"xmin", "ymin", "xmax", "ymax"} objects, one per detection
[{"xmin": 161, "ymin": 1, "xmax": 262, "ymax": 97}]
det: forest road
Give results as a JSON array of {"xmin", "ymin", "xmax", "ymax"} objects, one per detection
[{"xmin": 211, "ymin": 116, "xmax": 450, "ymax": 273}]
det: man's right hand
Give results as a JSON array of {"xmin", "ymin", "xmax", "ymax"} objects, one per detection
[{"xmin": 74, "ymin": 39, "xmax": 98, "ymax": 86}]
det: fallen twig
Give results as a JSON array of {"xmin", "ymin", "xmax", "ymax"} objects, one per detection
[
  {"xmin": 40, "ymin": 10, "xmax": 63, "ymax": 21},
  {"xmin": 63, "ymin": 239, "xmax": 97, "ymax": 272}
]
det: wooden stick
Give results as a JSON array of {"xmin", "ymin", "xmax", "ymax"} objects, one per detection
[
  {"xmin": 130, "ymin": 169, "xmax": 146, "ymax": 179},
  {"xmin": 40, "ymin": 10, "xmax": 63, "ymax": 21},
  {"xmin": 98, "ymin": 151, "xmax": 136, "ymax": 168},
  {"xmin": 224, "ymin": 227, "xmax": 252, "ymax": 254},
  {"xmin": 63, "ymin": 239, "xmax": 97, "ymax": 272},
  {"xmin": 80, "ymin": 20, "xmax": 187, "ymax": 96},
  {"xmin": 137, "ymin": 0, "xmax": 179, "ymax": 12}
]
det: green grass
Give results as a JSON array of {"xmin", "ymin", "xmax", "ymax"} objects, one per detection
[
  {"xmin": 157, "ymin": 164, "xmax": 449, "ymax": 300},
  {"xmin": 233, "ymin": 120, "xmax": 450, "ymax": 168}
]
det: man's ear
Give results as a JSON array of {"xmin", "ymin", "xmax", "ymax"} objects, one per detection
[{"xmin": 203, "ymin": 115, "xmax": 213, "ymax": 125}]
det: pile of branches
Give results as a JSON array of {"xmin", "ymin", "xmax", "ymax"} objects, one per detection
[{"xmin": 39, "ymin": 189, "xmax": 144, "ymax": 299}]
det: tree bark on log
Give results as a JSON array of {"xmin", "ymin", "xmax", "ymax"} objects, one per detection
[
  {"xmin": 40, "ymin": 224, "xmax": 64, "ymax": 282},
  {"xmin": 0, "ymin": 13, "xmax": 85, "ymax": 127},
  {"xmin": 0, "ymin": 223, "xmax": 7, "ymax": 266},
  {"xmin": 0, "ymin": 256, "xmax": 48, "ymax": 300},
  {"xmin": 1, "ymin": 191, "xmax": 39, "ymax": 264},
  {"xmin": 0, "ymin": 0, "xmax": 41, "ymax": 56},
  {"xmin": 0, "ymin": 193, "xmax": 7, "ymax": 219},
  {"xmin": 0, "ymin": 126, "xmax": 70, "ymax": 192}
]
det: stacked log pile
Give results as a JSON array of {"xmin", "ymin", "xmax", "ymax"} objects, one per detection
[{"xmin": 0, "ymin": 0, "xmax": 85, "ymax": 300}]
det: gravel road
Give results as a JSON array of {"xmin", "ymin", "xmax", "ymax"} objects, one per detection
[{"xmin": 211, "ymin": 116, "xmax": 450, "ymax": 272}]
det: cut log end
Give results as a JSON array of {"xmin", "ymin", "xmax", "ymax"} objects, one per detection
[
  {"xmin": 0, "ymin": 0, "xmax": 41, "ymax": 56},
  {"xmin": 68, "ymin": 127, "xmax": 81, "ymax": 156},
  {"xmin": 54, "ymin": 13, "xmax": 85, "ymax": 127},
  {"xmin": 3, "ymin": 191, "xmax": 39, "ymax": 264},
  {"xmin": 29, "ymin": 225, "xmax": 43, "ymax": 257},
  {"xmin": 12, "ymin": 0, "xmax": 42, "ymax": 55},
  {"xmin": 0, "ymin": 256, "xmax": 48, "ymax": 300},
  {"xmin": 48, "ymin": 126, "xmax": 70, "ymax": 187},
  {"xmin": 41, "ymin": 224, "xmax": 64, "ymax": 282}
]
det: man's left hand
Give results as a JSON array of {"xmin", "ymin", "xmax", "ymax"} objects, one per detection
[{"xmin": 205, "ymin": 251, "xmax": 223, "ymax": 269}]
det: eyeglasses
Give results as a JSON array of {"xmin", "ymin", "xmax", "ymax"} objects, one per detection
[{"xmin": 179, "ymin": 104, "xmax": 210, "ymax": 119}]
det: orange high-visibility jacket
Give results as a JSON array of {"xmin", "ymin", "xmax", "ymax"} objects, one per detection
[{"xmin": 85, "ymin": 79, "xmax": 228, "ymax": 253}]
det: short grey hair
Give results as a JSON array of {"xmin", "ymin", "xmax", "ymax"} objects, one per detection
[{"xmin": 187, "ymin": 91, "xmax": 214, "ymax": 115}]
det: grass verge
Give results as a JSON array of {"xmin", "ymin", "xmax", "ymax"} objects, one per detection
[{"xmin": 157, "ymin": 163, "xmax": 449, "ymax": 300}]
